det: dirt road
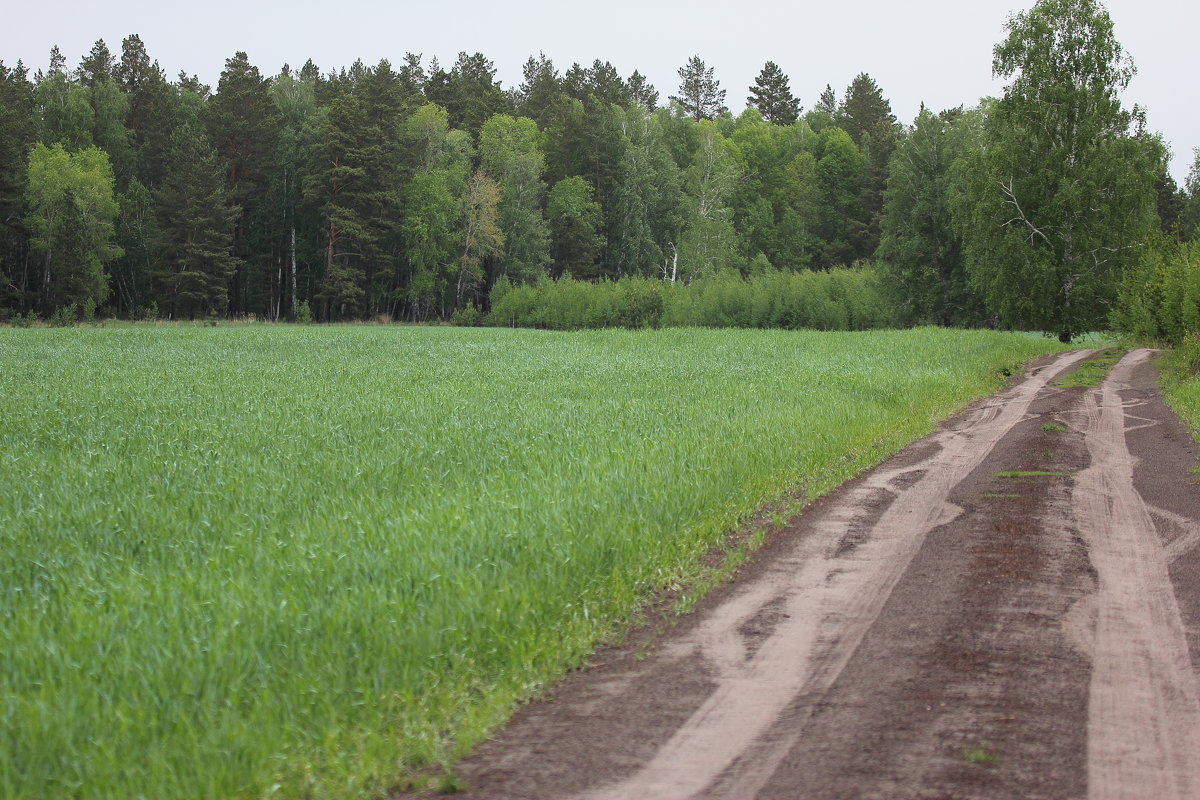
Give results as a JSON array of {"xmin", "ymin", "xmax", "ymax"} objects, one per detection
[{"xmin": 453, "ymin": 349, "xmax": 1200, "ymax": 800}]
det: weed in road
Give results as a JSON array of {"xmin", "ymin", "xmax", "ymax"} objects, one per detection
[
  {"xmin": 1053, "ymin": 348, "xmax": 1123, "ymax": 388},
  {"xmin": 964, "ymin": 743, "xmax": 1000, "ymax": 765}
]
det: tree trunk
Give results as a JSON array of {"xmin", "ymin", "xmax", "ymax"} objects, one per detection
[{"xmin": 290, "ymin": 226, "xmax": 297, "ymax": 318}]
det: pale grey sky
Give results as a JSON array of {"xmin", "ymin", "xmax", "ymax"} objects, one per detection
[{"xmin": 5, "ymin": 0, "xmax": 1196, "ymax": 182}]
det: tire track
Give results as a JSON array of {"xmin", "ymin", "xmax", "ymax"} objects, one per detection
[
  {"xmin": 577, "ymin": 349, "xmax": 1094, "ymax": 800},
  {"xmin": 1074, "ymin": 349, "xmax": 1200, "ymax": 800}
]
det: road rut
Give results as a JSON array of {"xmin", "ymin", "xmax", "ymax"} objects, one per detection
[{"xmin": 452, "ymin": 349, "xmax": 1200, "ymax": 800}]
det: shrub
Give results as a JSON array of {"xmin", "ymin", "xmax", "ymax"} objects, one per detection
[
  {"xmin": 481, "ymin": 265, "xmax": 899, "ymax": 332},
  {"xmin": 49, "ymin": 305, "xmax": 78, "ymax": 327},
  {"xmin": 295, "ymin": 301, "xmax": 314, "ymax": 324},
  {"xmin": 449, "ymin": 303, "xmax": 484, "ymax": 327}
]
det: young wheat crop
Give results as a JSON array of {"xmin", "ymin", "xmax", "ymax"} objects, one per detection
[{"xmin": 0, "ymin": 325, "xmax": 1069, "ymax": 799}]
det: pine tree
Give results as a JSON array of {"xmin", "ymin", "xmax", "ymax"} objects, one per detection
[
  {"xmin": 115, "ymin": 35, "xmax": 173, "ymax": 189},
  {"xmin": 816, "ymin": 84, "xmax": 837, "ymax": 115},
  {"xmin": 627, "ymin": 71, "xmax": 659, "ymax": 113},
  {"xmin": 837, "ymin": 73, "xmax": 899, "ymax": 256},
  {"xmin": 205, "ymin": 51, "xmax": 281, "ymax": 315},
  {"xmin": 671, "ymin": 56, "xmax": 727, "ymax": 122},
  {"xmin": 513, "ymin": 53, "xmax": 560, "ymax": 127},
  {"xmin": 302, "ymin": 84, "xmax": 369, "ymax": 319},
  {"xmin": 0, "ymin": 60, "xmax": 37, "ymax": 312},
  {"xmin": 77, "ymin": 40, "xmax": 115, "ymax": 87},
  {"xmin": 747, "ymin": 61, "xmax": 801, "ymax": 125},
  {"xmin": 432, "ymin": 52, "xmax": 510, "ymax": 136},
  {"xmin": 153, "ymin": 123, "xmax": 238, "ymax": 317}
]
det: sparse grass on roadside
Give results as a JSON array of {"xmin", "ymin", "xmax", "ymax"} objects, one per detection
[{"xmin": 1052, "ymin": 348, "xmax": 1124, "ymax": 388}]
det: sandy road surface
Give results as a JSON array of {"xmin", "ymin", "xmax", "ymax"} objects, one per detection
[{"xmin": 451, "ymin": 349, "xmax": 1200, "ymax": 800}]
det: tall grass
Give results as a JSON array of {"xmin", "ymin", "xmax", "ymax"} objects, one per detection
[
  {"xmin": 1160, "ymin": 333, "xmax": 1200, "ymax": 438},
  {"xmin": 0, "ymin": 326, "xmax": 1069, "ymax": 799}
]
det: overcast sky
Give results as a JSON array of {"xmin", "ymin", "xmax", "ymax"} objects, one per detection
[{"xmin": 4, "ymin": 0, "xmax": 1196, "ymax": 182}]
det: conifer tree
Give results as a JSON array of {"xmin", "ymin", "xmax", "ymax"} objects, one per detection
[
  {"xmin": 77, "ymin": 40, "xmax": 115, "ymax": 87},
  {"xmin": 671, "ymin": 56, "xmax": 727, "ymax": 122},
  {"xmin": 626, "ymin": 71, "xmax": 659, "ymax": 113},
  {"xmin": 153, "ymin": 123, "xmax": 237, "ymax": 317},
  {"xmin": 115, "ymin": 35, "xmax": 173, "ymax": 189},
  {"xmin": 0, "ymin": 60, "xmax": 36, "ymax": 312},
  {"xmin": 837, "ymin": 73, "xmax": 899, "ymax": 255},
  {"xmin": 816, "ymin": 84, "xmax": 837, "ymax": 115},
  {"xmin": 747, "ymin": 61, "xmax": 801, "ymax": 125},
  {"xmin": 205, "ymin": 51, "xmax": 281, "ymax": 314},
  {"xmin": 513, "ymin": 53, "xmax": 560, "ymax": 126}
]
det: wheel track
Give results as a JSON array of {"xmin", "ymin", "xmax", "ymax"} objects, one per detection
[
  {"xmin": 577, "ymin": 349, "xmax": 1094, "ymax": 800},
  {"xmin": 1073, "ymin": 349, "xmax": 1200, "ymax": 800}
]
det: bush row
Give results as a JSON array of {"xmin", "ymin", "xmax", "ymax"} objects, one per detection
[{"xmin": 469, "ymin": 266, "xmax": 900, "ymax": 332}]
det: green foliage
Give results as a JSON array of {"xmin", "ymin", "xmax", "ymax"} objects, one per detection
[
  {"xmin": 204, "ymin": 51, "xmax": 281, "ymax": 314},
  {"xmin": 1111, "ymin": 237, "xmax": 1200, "ymax": 344},
  {"xmin": 426, "ymin": 52, "xmax": 511, "ymax": 136},
  {"xmin": 1052, "ymin": 348, "xmax": 1123, "ymax": 387},
  {"xmin": 676, "ymin": 122, "xmax": 741, "ymax": 280},
  {"xmin": 1182, "ymin": 150, "xmax": 1200, "ymax": 241},
  {"xmin": 0, "ymin": 30, "xmax": 1174, "ymax": 330},
  {"xmin": 837, "ymin": 73, "xmax": 899, "ymax": 254},
  {"xmin": 479, "ymin": 114, "xmax": 550, "ymax": 283},
  {"xmin": 47, "ymin": 303, "xmax": 77, "ymax": 326},
  {"xmin": 0, "ymin": 325, "xmax": 1069, "ymax": 799},
  {"xmin": 1160, "ymin": 335, "xmax": 1200, "ymax": 445},
  {"xmin": 815, "ymin": 127, "xmax": 869, "ymax": 265},
  {"xmin": 153, "ymin": 123, "xmax": 238, "ymax": 318},
  {"xmin": 0, "ymin": 60, "xmax": 37, "ymax": 312},
  {"xmin": 957, "ymin": 0, "xmax": 1162, "ymax": 342},
  {"xmin": 24, "ymin": 142, "xmax": 122, "ymax": 312},
  {"xmin": 547, "ymin": 176, "xmax": 604, "ymax": 278},
  {"xmin": 878, "ymin": 107, "xmax": 985, "ymax": 325},
  {"xmin": 671, "ymin": 55, "xmax": 727, "ymax": 122},
  {"xmin": 746, "ymin": 61, "xmax": 800, "ymax": 125},
  {"xmin": 482, "ymin": 266, "xmax": 898, "ymax": 331},
  {"xmin": 447, "ymin": 302, "xmax": 484, "ymax": 326},
  {"xmin": 295, "ymin": 299, "xmax": 313, "ymax": 323},
  {"xmin": 606, "ymin": 107, "xmax": 683, "ymax": 278}
]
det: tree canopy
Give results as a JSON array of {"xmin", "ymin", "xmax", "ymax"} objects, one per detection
[{"xmin": 956, "ymin": 0, "xmax": 1162, "ymax": 341}]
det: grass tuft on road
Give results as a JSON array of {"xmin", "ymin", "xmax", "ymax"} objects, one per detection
[{"xmin": 1052, "ymin": 348, "xmax": 1124, "ymax": 388}]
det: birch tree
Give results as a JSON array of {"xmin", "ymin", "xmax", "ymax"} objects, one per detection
[{"xmin": 956, "ymin": 0, "xmax": 1163, "ymax": 341}]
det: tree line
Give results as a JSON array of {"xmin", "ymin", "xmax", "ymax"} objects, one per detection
[{"xmin": 1, "ymin": 0, "xmax": 1196, "ymax": 340}]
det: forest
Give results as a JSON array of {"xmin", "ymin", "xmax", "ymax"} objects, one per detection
[{"xmin": 1, "ymin": 0, "xmax": 1198, "ymax": 341}]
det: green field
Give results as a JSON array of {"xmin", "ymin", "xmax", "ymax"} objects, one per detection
[{"xmin": 0, "ymin": 325, "xmax": 1069, "ymax": 799}]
